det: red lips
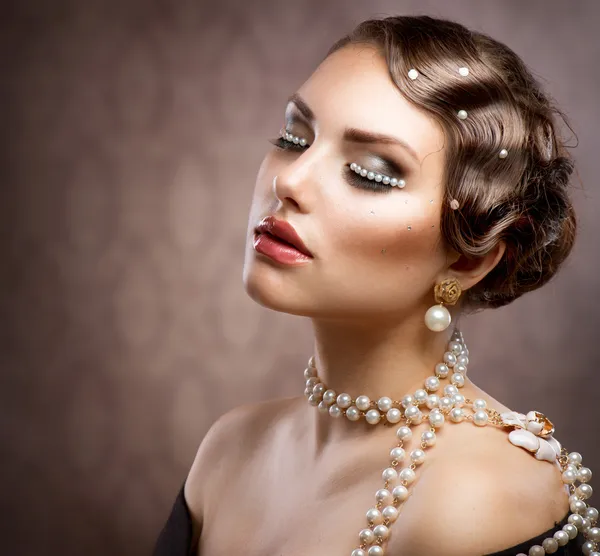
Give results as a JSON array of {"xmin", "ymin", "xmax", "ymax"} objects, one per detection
[{"xmin": 254, "ymin": 216, "xmax": 313, "ymax": 258}]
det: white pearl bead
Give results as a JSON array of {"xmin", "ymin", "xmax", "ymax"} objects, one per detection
[
  {"xmin": 308, "ymin": 394, "xmax": 320, "ymax": 406},
  {"xmin": 473, "ymin": 410, "xmax": 489, "ymax": 426},
  {"xmin": 337, "ymin": 393, "xmax": 352, "ymax": 409},
  {"xmin": 317, "ymin": 400, "xmax": 329, "ymax": 413},
  {"xmin": 542, "ymin": 538, "xmax": 559, "ymax": 553},
  {"xmin": 450, "ymin": 407, "xmax": 465, "ymax": 422},
  {"xmin": 382, "ymin": 505, "xmax": 399, "ymax": 522},
  {"xmin": 451, "ymin": 394, "xmax": 465, "ymax": 407},
  {"xmin": 454, "ymin": 364, "xmax": 468, "ymax": 374},
  {"xmin": 356, "ymin": 395, "xmax": 371, "ymax": 411},
  {"xmin": 568, "ymin": 452, "xmax": 583, "ymax": 465},
  {"xmin": 401, "ymin": 395, "xmax": 414, "ymax": 408},
  {"xmin": 571, "ymin": 499, "xmax": 587, "ymax": 514},
  {"xmin": 443, "ymin": 352, "xmax": 457, "ymax": 367},
  {"xmin": 304, "ymin": 367, "xmax": 317, "ymax": 379},
  {"xmin": 498, "ymin": 148, "xmax": 508, "ymax": 158},
  {"xmin": 359, "ymin": 528, "xmax": 375, "ymax": 545},
  {"xmin": 375, "ymin": 489, "xmax": 393, "ymax": 505},
  {"xmin": 439, "ymin": 396, "xmax": 453, "ymax": 411},
  {"xmin": 392, "ymin": 484, "xmax": 409, "ymax": 501},
  {"xmin": 368, "ymin": 546, "xmax": 384, "ymax": 556},
  {"xmin": 587, "ymin": 527, "xmax": 600, "ymax": 542},
  {"xmin": 429, "ymin": 411, "xmax": 445, "ymax": 428},
  {"xmin": 323, "ymin": 389, "xmax": 337, "ymax": 404},
  {"xmin": 568, "ymin": 513, "xmax": 584, "ymax": 529},
  {"xmin": 472, "ymin": 398, "xmax": 487, "ymax": 410},
  {"xmin": 392, "ymin": 485, "xmax": 408, "ymax": 502},
  {"xmin": 366, "ymin": 508, "xmax": 383, "ymax": 525},
  {"xmin": 425, "ymin": 304, "xmax": 451, "ymax": 331},
  {"xmin": 390, "ymin": 447, "xmax": 406, "ymax": 462},
  {"xmin": 410, "ymin": 449, "xmax": 426, "ymax": 465},
  {"xmin": 562, "ymin": 469, "xmax": 577, "ymax": 484},
  {"xmin": 435, "ymin": 363, "xmax": 449, "ymax": 378},
  {"xmin": 382, "ymin": 467, "xmax": 398, "ymax": 482},
  {"xmin": 576, "ymin": 484, "xmax": 593, "ymax": 500},
  {"xmin": 553, "ymin": 530, "xmax": 569, "ymax": 546},
  {"xmin": 366, "ymin": 409, "xmax": 381, "ymax": 425},
  {"xmin": 408, "ymin": 68, "xmax": 419, "ymax": 80},
  {"xmin": 578, "ymin": 467, "xmax": 592, "ymax": 483},
  {"xmin": 386, "ymin": 408, "xmax": 402, "ymax": 423},
  {"xmin": 377, "ymin": 397, "xmax": 393, "ymax": 412},
  {"xmin": 414, "ymin": 389, "xmax": 428, "ymax": 405},
  {"xmin": 399, "ymin": 467, "xmax": 416, "ymax": 484},
  {"xmin": 426, "ymin": 395, "xmax": 440, "ymax": 409},
  {"xmin": 351, "ymin": 549, "xmax": 367, "ymax": 556},
  {"xmin": 304, "ymin": 387, "xmax": 313, "ymax": 397},
  {"xmin": 306, "ymin": 377, "xmax": 319, "ymax": 389},
  {"xmin": 422, "ymin": 430, "xmax": 436, "ymax": 447},
  {"xmin": 444, "ymin": 384, "xmax": 458, "ymax": 396},
  {"xmin": 582, "ymin": 518, "xmax": 591, "ymax": 532},
  {"xmin": 329, "ymin": 404, "xmax": 342, "ymax": 418},
  {"xmin": 457, "ymin": 109, "xmax": 468, "ymax": 120},
  {"xmin": 313, "ymin": 383, "xmax": 326, "ymax": 396},
  {"xmin": 586, "ymin": 506, "xmax": 599, "ymax": 521},
  {"xmin": 373, "ymin": 524, "xmax": 389, "ymax": 540},
  {"xmin": 528, "ymin": 545, "xmax": 545, "ymax": 556},
  {"xmin": 425, "ymin": 376, "xmax": 440, "ymax": 392},
  {"xmin": 563, "ymin": 523, "xmax": 578, "ymax": 539},
  {"xmin": 457, "ymin": 355, "xmax": 469, "ymax": 366},
  {"xmin": 451, "ymin": 373, "xmax": 465, "ymax": 387},
  {"xmin": 405, "ymin": 406, "xmax": 420, "ymax": 420},
  {"xmin": 396, "ymin": 426, "xmax": 412, "ymax": 441},
  {"xmin": 582, "ymin": 541, "xmax": 595, "ymax": 555},
  {"xmin": 458, "ymin": 66, "xmax": 469, "ymax": 76},
  {"xmin": 346, "ymin": 406, "xmax": 361, "ymax": 421},
  {"xmin": 448, "ymin": 340, "xmax": 462, "ymax": 355}
]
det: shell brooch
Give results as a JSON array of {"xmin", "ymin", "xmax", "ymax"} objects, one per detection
[{"xmin": 500, "ymin": 410, "xmax": 562, "ymax": 463}]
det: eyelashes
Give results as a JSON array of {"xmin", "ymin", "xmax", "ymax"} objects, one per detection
[{"xmin": 267, "ymin": 136, "xmax": 402, "ymax": 194}]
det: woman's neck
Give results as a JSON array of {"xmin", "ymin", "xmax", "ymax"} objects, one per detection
[{"xmin": 306, "ymin": 310, "xmax": 461, "ymax": 451}]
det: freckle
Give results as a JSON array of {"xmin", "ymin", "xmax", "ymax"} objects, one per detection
[
  {"xmin": 405, "ymin": 200, "xmax": 408, "ymax": 204},
  {"xmin": 405, "ymin": 265, "xmax": 409, "ymax": 270},
  {"xmin": 430, "ymin": 199, "xmax": 434, "ymax": 203},
  {"xmin": 381, "ymin": 248, "xmax": 386, "ymax": 254},
  {"xmin": 431, "ymin": 225, "xmax": 435, "ymax": 228},
  {"xmin": 407, "ymin": 226, "xmax": 412, "ymax": 230},
  {"xmin": 370, "ymin": 209, "xmax": 375, "ymax": 215}
]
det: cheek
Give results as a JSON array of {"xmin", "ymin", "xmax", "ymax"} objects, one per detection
[{"xmin": 326, "ymin": 198, "xmax": 446, "ymax": 279}]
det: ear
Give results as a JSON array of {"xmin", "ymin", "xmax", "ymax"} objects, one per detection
[{"xmin": 444, "ymin": 241, "xmax": 506, "ymax": 293}]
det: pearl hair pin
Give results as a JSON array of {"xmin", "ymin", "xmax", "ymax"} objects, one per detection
[
  {"xmin": 350, "ymin": 162, "xmax": 406, "ymax": 188},
  {"xmin": 304, "ymin": 329, "xmax": 597, "ymax": 556},
  {"xmin": 408, "ymin": 68, "xmax": 419, "ymax": 80}
]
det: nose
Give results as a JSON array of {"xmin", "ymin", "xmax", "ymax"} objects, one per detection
[{"xmin": 272, "ymin": 152, "xmax": 320, "ymax": 213}]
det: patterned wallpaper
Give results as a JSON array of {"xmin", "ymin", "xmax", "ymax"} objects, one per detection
[{"xmin": 1, "ymin": 0, "xmax": 599, "ymax": 554}]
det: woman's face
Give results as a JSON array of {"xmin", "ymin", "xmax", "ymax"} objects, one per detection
[{"xmin": 243, "ymin": 44, "xmax": 451, "ymax": 322}]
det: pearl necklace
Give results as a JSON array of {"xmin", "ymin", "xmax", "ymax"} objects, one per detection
[{"xmin": 304, "ymin": 329, "xmax": 598, "ymax": 556}]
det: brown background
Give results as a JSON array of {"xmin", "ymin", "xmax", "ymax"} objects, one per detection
[{"xmin": 1, "ymin": 0, "xmax": 599, "ymax": 554}]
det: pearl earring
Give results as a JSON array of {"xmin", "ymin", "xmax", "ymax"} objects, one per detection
[{"xmin": 424, "ymin": 278, "xmax": 462, "ymax": 332}]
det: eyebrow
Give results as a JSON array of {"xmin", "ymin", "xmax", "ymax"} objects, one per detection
[{"xmin": 286, "ymin": 93, "xmax": 420, "ymax": 164}]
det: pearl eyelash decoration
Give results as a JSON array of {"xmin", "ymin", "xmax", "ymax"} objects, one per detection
[
  {"xmin": 280, "ymin": 128, "xmax": 308, "ymax": 147},
  {"xmin": 350, "ymin": 162, "xmax": 406, "ymax": 188}
]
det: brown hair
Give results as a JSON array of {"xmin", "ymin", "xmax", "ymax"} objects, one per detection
[{"xmin": 327, "ymin": 15, "xmax": 577, "ymax": 310}]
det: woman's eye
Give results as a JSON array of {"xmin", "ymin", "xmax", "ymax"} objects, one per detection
[
  {"xmin": 268, "ymin": 135, "xmax": 402, "ymax": 194},
  {"xmin": 268, "ymin": 137, "xmax": 309, "ymax": 151}
]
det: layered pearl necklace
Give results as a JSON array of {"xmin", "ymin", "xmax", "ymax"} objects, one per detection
[{"xmin": 304, "ymin": 329, "xmax": 598, "ymax": 556}]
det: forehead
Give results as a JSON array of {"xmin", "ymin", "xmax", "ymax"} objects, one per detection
[{"xmin": 296, "ymin": 44, "xmax": 445, "ymax": 162}]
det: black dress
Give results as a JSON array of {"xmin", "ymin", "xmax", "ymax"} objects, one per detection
[{"xmin": 152, "ymin": 481, "xmax": 586, "ymax": 556}]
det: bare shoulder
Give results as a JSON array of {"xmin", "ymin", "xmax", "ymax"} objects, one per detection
[
  {"xmin": 184, "ymin": 396, "xmax": 301, "ymax": 520},
  {"xmin": 400, "ymin": 419, "xmax": 570, "ymax": 556}
]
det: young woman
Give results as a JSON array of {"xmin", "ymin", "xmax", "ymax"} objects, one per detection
[{"xmin": 154, "ymin": 15, "xmax": 595, "ymax": 556}]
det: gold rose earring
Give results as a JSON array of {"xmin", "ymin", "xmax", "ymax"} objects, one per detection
[{"xmin": 424, "ymin": 278, "xmax": 462, "ymax": 332}]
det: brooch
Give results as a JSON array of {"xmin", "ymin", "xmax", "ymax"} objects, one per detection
[{"xmin": 500, "ymin": 410, "xmax": 562, "ymax": 463}]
